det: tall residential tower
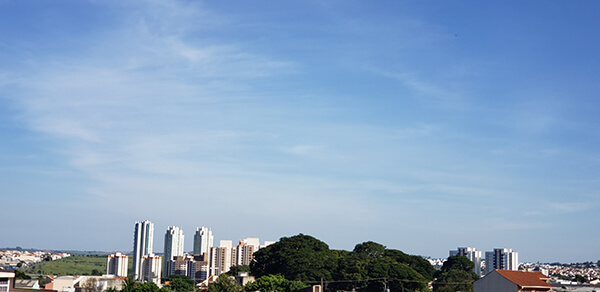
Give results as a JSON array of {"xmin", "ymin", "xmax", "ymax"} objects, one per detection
[
  {"xmin": 193, "ymin": 227, "xmax": 214, "ymax": 255},
  {"xmin": 164, "ymin": 226, "xmax": 185, "ymax": 276},
  {"xmin": 485, "ymin": 248, "xmax": 519, "ymax": 274},
  {"xmin": 133, "ymin": 220, "xmax": 154, "ymax": 280}
]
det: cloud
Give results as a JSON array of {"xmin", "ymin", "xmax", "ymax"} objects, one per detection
[{"xmin": 548, "ymin": 201, "xmax": 594, "ymax": 213}]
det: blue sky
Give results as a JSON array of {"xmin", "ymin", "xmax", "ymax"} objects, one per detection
[{"xmin": 1, "ymin": 0, "xmax": 599, "ymax": 263}]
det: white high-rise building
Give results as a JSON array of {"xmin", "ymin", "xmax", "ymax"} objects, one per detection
[
  {"xmin": 485, "ymin": 248, "xmax": 519, "ymax": 274},
  {"xmin": 164, "ymin": 226, "xmax": 185, "ymax": 276},
  {"xmin": 193, "ymin": 227, "xmax": 214, "ymax": 255},
  {"xmin": 107, "ymin": 252, "xmax": 129, "ymax": 277},
  {"xmin": 133, "ymin": 220, "xmax": 154, "ymax": 280},
  {"xmin": 450, "ymin": 247, "xmax": 482, "ymax": 276}
]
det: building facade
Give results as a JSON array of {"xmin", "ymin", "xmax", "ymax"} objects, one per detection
[
  {"xmin": 485, "ymin": 248, "xmax": 519, "ymax": 274},
  {"xmin": 450, "ymin": 247, "xmax": 482, "ymax": 276},
  {"xmin": 0, "ymin": 271, "xmax": 14, "ymax": 292},
  {"xmin": 234, "ymin": 238, "xmax": 260, "ymax": 266},
  {"xmin": 166, "ymin": 255, "xmax": 192, "ymax": 277},
  {"xmin": 208, "ymin": 240, "xmax": 233, "ymax": 276},
  {"xmin": 163, "ymin": 226, "xmax": 185, "ymax": 276},
  {"xmin": 141, "ymin": 254, "xmax": 162, "ymax": 284},
  {"xmin": 193, "ymin": 227, "xmax": 213, "ymax": 256},
  {"xmin": 187, "ymin": 255, "xmax": 210, "ymax": 283},
  {"xmin": 106, "ymin": 252, "xmax": 129, "ymax": 277},
  {"xmin": 133, "ymin": 220, "xmax": 154, "ymax": 280},
  {"xmin": 474, "ymin": 270, "xmax": 551, "ymax": 292}
]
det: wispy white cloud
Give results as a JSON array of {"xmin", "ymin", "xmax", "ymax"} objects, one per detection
[{"xmin": 548, "ymin": 201, "xmax": 595, "ymax": 213}]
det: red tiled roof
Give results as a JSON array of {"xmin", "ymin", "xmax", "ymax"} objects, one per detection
[{"xmin": 496, "ymin": 270, "xmax": 552, "ymax": 288}]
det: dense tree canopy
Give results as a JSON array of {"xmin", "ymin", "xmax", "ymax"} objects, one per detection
[
  {"xmin": 353, "ymin": 241, "xmax": 386, "ymax": 259},
  {"xmin": 245, "ymin": 274, "xmax": 308, "ymax": 292},
  {"xmin": 207, "ymin": 274, "xmax": 241, "ymax": 292},
  {"xmin": 384, "ymin": 249, "xmax": 436, "ymax": 280},
  {"xmin": 251, "ymin": 234, "xmax": 337, "ymax": 282},
  {"xmin": 439, "ymin": 255, "xmax": 476, "ymax": 274},
  {"xmin": 14, "ymin": 270, "xmax": 31, "ymax": 280},
  {"xmin": 226, "ymin": 265, "xmax": 250, "ymax": 276},
  {"xmin": 332, "ymin": 243, "xmax": 430, "ymax": 292},
  {"xmin": 162, "ymin": 274, "xmax": 195, "ymax": 292},
  {"xmin": 121, "ymin": 281, "xmax": 172, "ymax": 292},
  {"xmin": 433, "ymin": 255, "xmax": 479, "ymax": 292},
  {"xmin": 251, "ymin": 235, "xmax": 433, "ymax": 292},
  {"xmin": 119, "ymin": 278, "xmax": 171, "ymax": 292}
]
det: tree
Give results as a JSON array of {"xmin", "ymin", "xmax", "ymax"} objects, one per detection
[
  {"xmin": 384, "ymin": 249, "xmax": 435, "ymax": 281},
  {"xmin": 134, "ymin": 281, "xmax": 159, "ymax": 292},
  {"xmin": 433, "ymin": 270, "xmax": 478, "ymax": 292},
  {"xmin": 331, "ymin": 243, "xmax": 430, "ymax": 292},
  {"xmin": 226, "ymin": 265, "xmax": 250, "ymax": 276},
  {"xmin": 574, "ymin": 274, "xmax": 586, "ymax": 283},
  {"xmin": 163, "ymin": 274, "xmax": 195, "ymax": 292},
  {"xmin": 37, "ymin": 275, "xmax": 46, "ymax": 288},
  {"xmin": 251, "ymin": 235, "xmax": 434, "ymax": 292},
  {"xmin": 251, "ymin": 234, "xmax": 336, "ymax": 282},
  {"xmin": 245, "ymin": 274, "xmax": 308, "ymax": 292},
  {"xmin": 121, "ymin": 277, "xmax": 138, "ymax": 292},
  {"xmin": 91, "ymin": 269, "xmax": 102, "ymax": 276},
  {"xmin": 207, "ymin": 274, "xmax": 242, "ymax": 292},
  {"xmin": 14, "ymin": 270, "xmax": 31, "ymax": 280},
  {"xmin": 433, "ymin": 256, "xmax": 479, "ymax": 292},
  {"xmin": 353, "ymin": 242, "xmax": 386, "ymax": 259},
  {"xmin": 439, "ymin": 256, "xmax": 476, "ymax": 274}
]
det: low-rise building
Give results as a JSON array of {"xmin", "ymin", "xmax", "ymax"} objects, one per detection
[
  {"xmin": 106, "ymin": 253, "xmax": 128, "ymax": 278},
  {"xmin": 0, "ymin": 271, "xmax": 15, "ymax": 292},
  {"xmin": 45, "ymin": 276, "xmax": 81, "ymax": 292},
  {"xmin": 474, "ymin": 270, "xmax": 552, "ymax": 292}
]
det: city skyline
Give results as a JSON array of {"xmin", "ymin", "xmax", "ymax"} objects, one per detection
[{"xmin": 1, "ymin": 1, "xmax": 600, "ymax": 263}]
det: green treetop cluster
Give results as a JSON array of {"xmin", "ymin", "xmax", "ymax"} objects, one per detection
[{"xmin": 249, "ymin": 234, "xmax": 438, "ymax": 292}]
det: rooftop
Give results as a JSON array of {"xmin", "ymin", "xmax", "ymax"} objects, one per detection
[{"xmin": 496, "ymin": 270, "xmax": 553, "ymax": 288}]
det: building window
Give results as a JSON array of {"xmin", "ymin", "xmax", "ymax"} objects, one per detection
[{"xmin": 0, "ymin": 286, "xmax": 7, "ymax": 292}]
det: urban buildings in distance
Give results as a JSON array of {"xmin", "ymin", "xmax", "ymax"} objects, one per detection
[
  {"xmin": 114, "ymin": 220, "xmax": 274, "ymax": 284},
  {"xmin": 449, "ymin": 246, "xmax": 519, "ymax": 277}
]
